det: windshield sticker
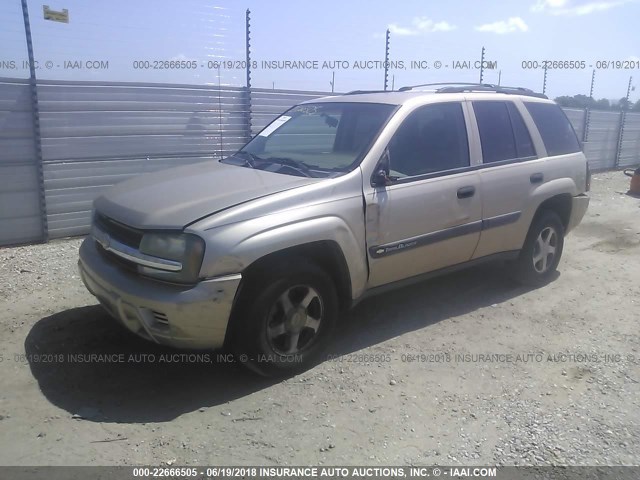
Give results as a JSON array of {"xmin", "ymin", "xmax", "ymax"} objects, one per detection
[{"xmin": 259, "ymin": 115, "xmax": 292, "ymax": 137}]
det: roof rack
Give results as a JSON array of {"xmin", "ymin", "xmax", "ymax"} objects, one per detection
[
  {"xmin": 398, "ymin": 82, "xmax": 491, "ymax": 92},
  {"xmin": 343, "ymin": 89, "xmax": 390, "ymax": 95},
  {"xmin": 439, "ymin": 84, "xmax": 548, "ymax": 99},
  {"xmin": 398, "ymin": 82, "xmax": 548, "ymax": 99}
]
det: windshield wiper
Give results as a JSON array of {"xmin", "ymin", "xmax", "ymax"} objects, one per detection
[
  {"xmin": 261, "ymin": 157, "xmax": 314, "ymax": 177},
  {"xmin": 230, "ymin": 151, "xmax": 264, "ymax": 168},
  {"xmin": 225, "ymin": 153, "xmax": 315, "ymax": 177}
]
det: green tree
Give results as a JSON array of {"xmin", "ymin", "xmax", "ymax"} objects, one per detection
[
  {"xmin": 573, "ymin": 94, "xmax": 596, "ymax": 109},
  {"xmin": 555, "ymin": 95, "xmax": 578, "ymax": 108},
  {"xmin": 554, "ymin": 94, "xmax": 600, "ymax": 109},
  {"xmin": 617, "ymin": 97, "xmax": 630, "ymax": 110}
]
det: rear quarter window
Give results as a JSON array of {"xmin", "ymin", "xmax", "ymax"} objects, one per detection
[{"xmin": 524, "ymin": 102, "xmax": 581, "ymax": 156}]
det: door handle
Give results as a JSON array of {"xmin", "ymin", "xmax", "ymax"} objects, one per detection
[
  {"xmin": 457, "ymin": 186, "xmax": 476, "ymax": 199},
  {"xmin": 530, "ymin": 173, "xmax": 544, "ymax": 184}
]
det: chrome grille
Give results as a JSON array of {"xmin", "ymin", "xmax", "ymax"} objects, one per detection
[
  {"xmin": 94, "ymin": 212, "xmax": 143, "ymax": 248},
  {"xmin": 95, "ymin": 242, "xmax": 138, "ymax": 273},
  {"xmin": 92, "ymin": 212, "xmax": 182, "ymax": 274}
]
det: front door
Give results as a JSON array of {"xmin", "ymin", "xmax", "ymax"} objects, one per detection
[{"xmin": 364, "ymin": 102, "xmax": 482, "ymax": 288}]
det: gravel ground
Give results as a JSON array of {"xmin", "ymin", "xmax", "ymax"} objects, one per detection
[{"xmin": 0, "ymin": 171, "xmax": 638, "ymax": 466}]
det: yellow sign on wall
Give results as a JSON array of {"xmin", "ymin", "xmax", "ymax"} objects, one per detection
[{"xmin": 43, "ymin": 5, "xmax": 69, "ymax": 23}]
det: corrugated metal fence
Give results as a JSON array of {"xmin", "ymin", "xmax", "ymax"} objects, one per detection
[
  {"xmin": 619, "ymin": 112, "xmax": 640, "ymax": 168},
  {"xmin": 39, "ymin": 81, "xmax": 250, "ymax": 239},
  {"xmin": 584, "ymin": 110, "xmax": 623, "ymax": 171},
  {"xmin": 0, "ymin": 78, "xmax": 44, "ymax": 245},
  {"xmin": 0, "ymin": 77, "xmax": 638, "ymax": 246}
]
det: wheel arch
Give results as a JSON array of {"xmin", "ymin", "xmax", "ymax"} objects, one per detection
[
  {"xmin": 241, "ymin": 240, "xmax": 353, "ymax": 310},
  {"xmin": 224, "ymin": 240, "xmax": 353, "ymax": 347},
  {"xmin": 532, "ymin": 193, "xmax": 572, "ymax": 232}
]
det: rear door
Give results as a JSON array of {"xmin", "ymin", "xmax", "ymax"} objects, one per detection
[{"xmin": 470, "ymin": 99, "xmax": 546, "ymax": 258}]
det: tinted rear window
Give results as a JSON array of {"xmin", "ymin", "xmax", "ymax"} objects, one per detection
[{"xmin": 524, "ymin": 102, "xmax": 581, "ymax": 156}]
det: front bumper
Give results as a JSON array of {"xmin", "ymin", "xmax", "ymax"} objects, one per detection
[
  {"xmin": 78, "ymin": 238, "xmax": 241, "ymax": 349},
  {"xmin": 566, "ymin": 193, "xmax": 590, "ymax": 233}
]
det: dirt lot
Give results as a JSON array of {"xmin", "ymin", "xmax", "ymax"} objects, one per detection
[{"xmin": 0, "ymin": 171, "xmax": 638, "ymax": 467}]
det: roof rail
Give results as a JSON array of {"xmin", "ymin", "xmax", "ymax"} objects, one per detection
[
  {"xmin": 398, "ymin": 82, "xmax": 491, "ymax": 92},
  {"xmin": 398, "ymin": 82, "xmax": 548, "ymax": 99},
  {"xmin": 343, "ymin": 89, "xmax": 390, "ymax": 95},
  {"xmin": 437, "ymin": 84, "xmax": 548, "ymax": 99}
]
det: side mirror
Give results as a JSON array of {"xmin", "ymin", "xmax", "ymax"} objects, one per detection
[{"xmin": 371, "ymin": 148, "xmax": 392, "ymax": 187}]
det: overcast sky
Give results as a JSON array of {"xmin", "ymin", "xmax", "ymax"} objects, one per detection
[{"xmin": 1, "ymin": 0, "xmax": 638, "ymax": 100}]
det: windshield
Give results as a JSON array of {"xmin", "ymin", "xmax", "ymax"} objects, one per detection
[{"xmin": 222, "ymin": 102, "xmax": 396, "ymax": 177}]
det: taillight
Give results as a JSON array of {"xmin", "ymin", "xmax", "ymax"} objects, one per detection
[{"xmin": 586, "ymin": 162, "xmax": 591, "ymax": 192}]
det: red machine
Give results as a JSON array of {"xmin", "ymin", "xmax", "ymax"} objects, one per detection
[{"xmin": 625, "ymin": 167, "xmax": 640, "ymax": 196}]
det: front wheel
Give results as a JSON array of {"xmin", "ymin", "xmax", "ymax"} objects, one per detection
[
  {"xmin": 511, "ymin": 210, "xmax": 565, "ymax": 286},
  {"xmin": 230, "ymin": 257, "xmax": 338, "ymax": 376}
]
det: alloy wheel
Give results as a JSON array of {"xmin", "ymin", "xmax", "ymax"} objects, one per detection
[
  {"xmin": 532, "ymin": 226, "xmax": 558, "ymax": 273},
  {"xmin": 266, "ymin": 285, "xmax": 324, "ymax": 355}
]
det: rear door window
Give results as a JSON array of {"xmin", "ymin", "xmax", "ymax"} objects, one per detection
[
  {"xmin": 473, "ymin": 101, "xmax": 518, "ymax": 163},
  {"xmin": 474, "ymin": 101, "xmax": 540, "ymax": 163},
  {"xmin": 506, "ymin": 102, "xmax": 536, "ymax": 159}
]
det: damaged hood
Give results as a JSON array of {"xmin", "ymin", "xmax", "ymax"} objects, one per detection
[{"xmin": 93, "ymin": 160, "xmax": 321, "ymax": 229}]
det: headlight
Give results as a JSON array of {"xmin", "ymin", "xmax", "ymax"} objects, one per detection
[{"xmin": 138, "ymin": 233, "xmax": 205, "ymax": 284}]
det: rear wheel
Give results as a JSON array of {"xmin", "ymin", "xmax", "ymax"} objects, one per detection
[
  {"xmin": 512, "ymin": 210, "xmax": 564, "ymax": 286},
  {"xmin": 230, "ymin": 257, "xmax": 338, "ymax": 376}
]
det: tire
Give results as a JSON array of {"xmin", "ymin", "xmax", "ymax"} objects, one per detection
[
  {"xmin": 229, "ymin": 257, "xmax": 339, "ymax": 377},
  {"xmin": 511, "ymin": 210, "xmax": 565, "ymax": 286}
]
